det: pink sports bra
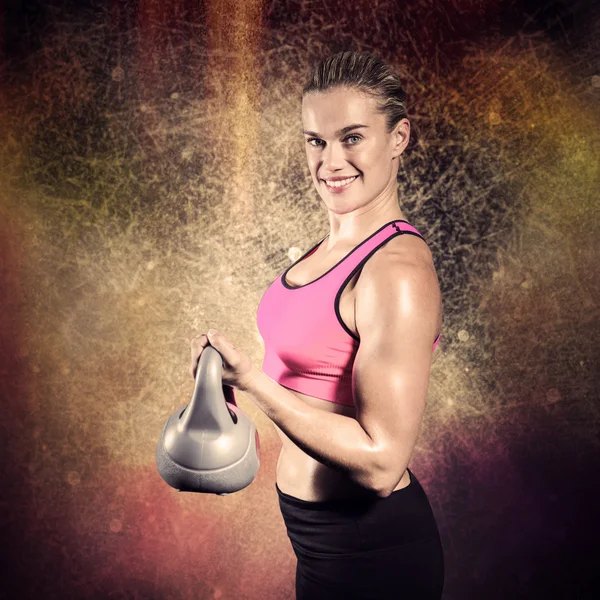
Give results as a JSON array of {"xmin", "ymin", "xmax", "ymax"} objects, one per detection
[{"xmin": 256, "ymin": 220, "xmax": 441, "ymax": 407}]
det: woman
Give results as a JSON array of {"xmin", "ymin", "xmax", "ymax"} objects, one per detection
[{"xmin": 192, "ymin": 51, "xmax": 444, "ymax": 599}]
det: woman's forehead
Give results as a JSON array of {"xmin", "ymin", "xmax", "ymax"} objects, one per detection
[{"xmin": 302, "ymin": 89, "xmax": 381, "ymax": 132}]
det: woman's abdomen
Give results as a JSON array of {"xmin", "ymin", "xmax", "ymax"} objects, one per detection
[{"xmin": 276, "ymin": 444, "xmax": 375, "ymax": 502}]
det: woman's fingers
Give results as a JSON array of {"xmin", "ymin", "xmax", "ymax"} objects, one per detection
[{"xmin": 190, "ymin": 334, "xmax": 209, "ymax": 379}]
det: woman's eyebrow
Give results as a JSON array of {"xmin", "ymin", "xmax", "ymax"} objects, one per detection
[{"xmin": 302, "ymin": 124, "xmax": 369, "ymax": 137}]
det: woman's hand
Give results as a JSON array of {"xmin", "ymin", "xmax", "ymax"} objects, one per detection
[{"xmin": 190, "ymin": 329, "xmax": 258, "ymax": 392}]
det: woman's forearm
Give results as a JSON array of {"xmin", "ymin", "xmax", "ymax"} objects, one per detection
[{"xmin": 241, "ymin": 367, "xmax": 385, "ymax": 493}]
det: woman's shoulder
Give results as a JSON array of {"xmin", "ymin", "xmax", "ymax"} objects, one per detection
[
  {"xmin": 357, "ymin": 231, "xmax": 439, "ymax": 300},
  {"xmin": 377, "ymin": 229, "xmax": 435, "ymax": 269},
  {"xmin": 354, "ymin": 231, "xmax": 442, "ymax": 339}
]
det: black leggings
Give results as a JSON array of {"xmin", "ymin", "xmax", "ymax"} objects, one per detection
[{"xmin": 276, "ymin": 468, "xmax": 444, "ymax": 599}]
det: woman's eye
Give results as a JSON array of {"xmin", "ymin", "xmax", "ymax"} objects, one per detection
[{"xmin": 306, "ymin": 136, "xmax": 360, "ymax": 147}]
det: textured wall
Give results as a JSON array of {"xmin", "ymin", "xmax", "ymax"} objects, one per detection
[{"xmin": 1, "ymin": 0, "xmax": 598, "ymax": 598}]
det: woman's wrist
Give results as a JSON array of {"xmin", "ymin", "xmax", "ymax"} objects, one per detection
[{"xmin": 237, "ymin": 363, "xmax": 263, "ymax": 394}]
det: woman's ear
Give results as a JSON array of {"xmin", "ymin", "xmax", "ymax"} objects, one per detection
[{"xmin": 391, "ymin": 118, "xmax": 410, "ymax": 158}]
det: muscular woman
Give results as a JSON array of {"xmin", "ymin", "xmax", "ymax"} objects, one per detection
[{"xmin": 192, "ymin": 51, "xmax": 444, "ymax": 599}]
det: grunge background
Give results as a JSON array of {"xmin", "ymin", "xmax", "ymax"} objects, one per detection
[{"xmin": 1, "ymin": 1, "xmax": 598, "ymax": 598}]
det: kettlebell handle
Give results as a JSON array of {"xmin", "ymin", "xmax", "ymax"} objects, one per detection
[{"xmin": 179, "ymin": 345, "xmax": 235, "ymax": 435}]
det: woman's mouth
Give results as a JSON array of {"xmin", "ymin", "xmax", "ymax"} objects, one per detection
[{"xmin": 322, "ymin": 175, "xmax": 359, "ymax": 193}]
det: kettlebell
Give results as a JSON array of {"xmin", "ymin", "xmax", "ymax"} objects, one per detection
[{"xmin": 156, "ymin": 345, "xmax": 261, "ymax": 495}]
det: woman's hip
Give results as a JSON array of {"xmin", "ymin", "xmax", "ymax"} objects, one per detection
[{"xmin": 276, "ymin": 468, "xmax": 442, "ymax": 556}]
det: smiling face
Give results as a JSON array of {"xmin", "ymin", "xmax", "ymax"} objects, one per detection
[{"xmin": 301, "ymin": 86, "xmax": 409, "ymax": 211}]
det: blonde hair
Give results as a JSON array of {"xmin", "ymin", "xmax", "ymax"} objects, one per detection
[{"xmin": 302, "ymin": 51, "xmax": 408, "ymax": 133}]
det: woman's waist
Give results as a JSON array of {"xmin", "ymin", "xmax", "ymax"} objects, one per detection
[{"xmin": 276, "ymin": 446, "xmax": 377, "ymax": 503}]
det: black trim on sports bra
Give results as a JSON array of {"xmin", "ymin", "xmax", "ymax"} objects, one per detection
[
  {"xmin": 277, "ymin": 220, "xmax": 440, "ymax": 347},
  {"xmin": 334, "ymin": 227, "xmax": 433, "ymax": 344},
  {"xmin": 281, "ymin": 219, "xmax": 421, "ymax": 290}
]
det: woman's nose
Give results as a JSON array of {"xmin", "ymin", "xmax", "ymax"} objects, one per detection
[{"xmin": 321, "ymin": 142, "xmax": 346, "ymax": 171}]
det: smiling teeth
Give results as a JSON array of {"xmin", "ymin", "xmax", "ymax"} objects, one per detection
[{"xmin": 325, "ymin": 176, "xmax": 357, "ymax": 188}]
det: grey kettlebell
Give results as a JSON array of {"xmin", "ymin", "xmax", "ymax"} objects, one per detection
[{"xmin": 156, "ymin": 345, "xmax": 261, "ymax": 495}]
